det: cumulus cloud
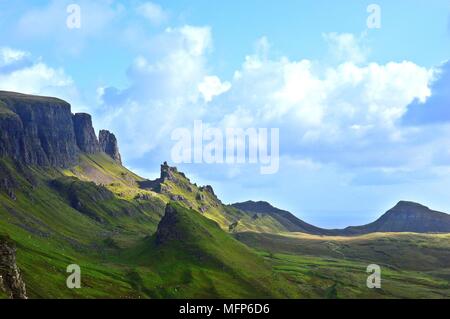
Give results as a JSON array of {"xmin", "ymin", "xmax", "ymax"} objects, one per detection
[
  {"xmin": 0, "ymin": 47, "xmax": 83, "ymax": 110},
  {"xmin": 200, "ymin": 43, "xmax": 434, "ymax": 179},
  {"xmin": 97, "ymin": 25, "xmax": 217, "ymax": 157},
  {"xmin": 402, "ymin": 60, "xmax": 450, "ymax": 125},
  {"xmin": 221, "ymin": 43, "xmax": 433, "ymax": 142},
  {"xmin": 198, "ymin": 76, "xmax": 231, "ymax": 102},
  {"xmin": 97, "ymin": 28, "xmax": 441, "ymax": 183}
]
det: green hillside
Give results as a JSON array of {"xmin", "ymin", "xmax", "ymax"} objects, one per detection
[
  {"xmin": 0, "ymin": 155, "xmax": 301, "ymax": 298},
  {"xmin": 2, "ymin": 152, "xmax": 450, "ymax": 299},
  {"xmin": 0, "ymin": 155, "xmax": 159, "ymax": 298},
  {"xmin": 120, "ymin": 203, "xmax": 300, "ymax": 298}
]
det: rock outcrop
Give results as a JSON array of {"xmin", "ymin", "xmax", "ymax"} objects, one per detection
[
  {"xmin": 99, "ymin": 130, "xmax": 122, "ymax": 164},
  {"xmin": 199, "ymin": 185, "xmax": 217, "ymax": 197},
  {"xmin": 139, "ymin": 162, "xmax": 179, "ymax": 192},
  {"xmin": 155, "ymin": 204, "xmax": 180, "ymax": 245},
  {"xmin": 73, "ymin": 113, "xmax": 100, "ymax": 154},
  {"xmin": 0, "ymin": 91, "xmax": 122, "ymax": 168},
  {"xmin": 0, "ymin": 91, "xmax": 79, "ymax": 167},
  {"xmin": 160, "ymin": 161, "xmax": 176, "ymax": 181},
  {"xmin": 0, "ymin": 235, "xmax": 27, "ymax": 299}
]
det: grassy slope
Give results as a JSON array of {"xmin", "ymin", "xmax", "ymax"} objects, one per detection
[
  {"xmin": 0, "ymin": 155, "xmax": 302, "ymax": 298},
  {"xmin": 0, "ymin": 156, "xmax": 166, "ymax": 298},
  {"xmin": 236, "ymin": 232, "xmax": 450, "ymax": 298},
  {"xmin": 119, "ymin": 203, "xmax": 300, "ymax": 298}
]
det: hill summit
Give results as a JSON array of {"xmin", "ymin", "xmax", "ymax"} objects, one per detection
[{"xmin": 343, "ymin": 201, "xmax": 450, "ymax": 234}]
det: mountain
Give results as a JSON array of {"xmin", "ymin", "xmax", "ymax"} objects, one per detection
[
  {"xmin": 232, "ymin": 200, "xmax": 450, "ymax": 235},
  {"xmin": 342, "ymin": 201, "xmax": 450, "ymax": 235}
]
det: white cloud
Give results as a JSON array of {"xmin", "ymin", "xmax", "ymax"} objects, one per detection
[
  {"xmin": 198, "ymin": 76, "xmax": 231, "ymax": 102},
  {"xmin": 97, "ymin": 25, "xmax": 219, "ymax": 157},
  {"xmin": 0, "ymin": 47, "xmax": 83, "ymax": 111},
  {"xmin": 98, "ymin": 28, "xmax": 438, "ymax": 177},
  {"xmin": 0, "ymin": 62, "xmax": 72, "ymax": 93},
  {"xmin": 0, "ymin": 47, "xmax": 29, "ymax": 67},
  {"xmin": 137, "ymin": 2, "xmax": 168, "ymax": 26},
  {"xmin": 225, "ymin": 45, "xmax": 433, "ymax": 136}
]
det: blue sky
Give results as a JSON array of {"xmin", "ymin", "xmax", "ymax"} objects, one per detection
[{"xmin": 1, "ymin": 0, "xmax": 450, "ymax": 228}]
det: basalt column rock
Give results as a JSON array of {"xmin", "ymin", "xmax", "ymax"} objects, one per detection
[
  {"xmin": 99, "ymin": 130, "xmax": 122, "ymax": 164},
  {"xmin": 0, "ymin": 235, "xmax": 27, "ymax": 299},
  {"xmin": 73, "ymin": 113, "xmax": 100, "ymax": 154}
]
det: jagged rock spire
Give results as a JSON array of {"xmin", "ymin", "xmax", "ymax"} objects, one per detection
[{"xmin": 99, "ymin": 130, "xmax": 122, "ymax": 164}]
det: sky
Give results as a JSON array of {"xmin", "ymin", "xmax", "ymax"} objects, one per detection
[{"xmin": 1, "ymin": 0, "xmax": 450, "ymax": 228}]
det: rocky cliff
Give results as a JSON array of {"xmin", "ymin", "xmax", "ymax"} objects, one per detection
[
  {"xmin": 99, "ymin": 130, "xmax": 122, "ymax": 164},
  {"xmin": 73, "ymin": 113, "xmax": 100, "ymax": 154},
  {"xmin": 0, "ymin": 91, "xmax": 121, "ymax": 167},
  {"xmin": 0, "ymin": 91, "xmax": 79, "ymax": 167},
  {"xmin": 0, "ymin": 235, "xmax": 27, "ymax": 299}
]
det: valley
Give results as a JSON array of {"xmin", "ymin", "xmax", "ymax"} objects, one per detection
[{"xmin": 1, "ymin": 91, "xmax": 450, "ymax": 299}]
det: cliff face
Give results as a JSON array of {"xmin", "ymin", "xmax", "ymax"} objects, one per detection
[
  {"xmin": 0, "ymin": 91, "xmax": 121, "ymax": 168},
  {"xmin": 99, "ymin": 130, "xmax": 122, "ymax": 164},
  {"xmin": 0, "ymin": 91, "xmax": 79, "ymax": 167},
  {"xmin": 0, "ymin": 235, "xmax": 27, "ymax": 299},
  {"xmin": 73, "ymin": 113, "xmax": 101, "ymax": 154}
]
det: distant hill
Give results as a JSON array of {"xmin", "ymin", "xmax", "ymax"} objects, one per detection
[
  {"xmin": 231, "ymin": 201, "xmax": 328, "ymax": 235},
  {"xmin": 232, "ymin": 200, "xmax": 450, "ymax": 235},
  {"xmin": 342, "ymin": 201, "xmax": 450, "ymax": 235}
]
